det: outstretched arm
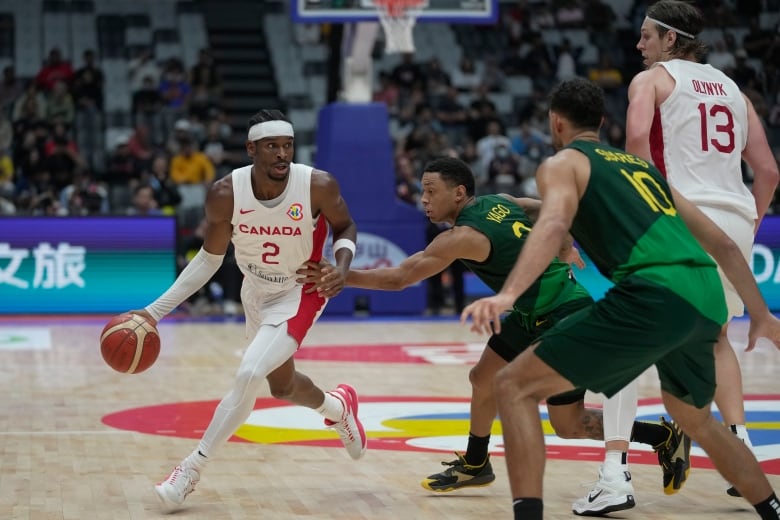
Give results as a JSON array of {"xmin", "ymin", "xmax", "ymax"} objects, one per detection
[
  {"xmin": 299, "ymin": 225, "xmax": 489, "ymax": 292},
  {"xmin": 134, "ymin": 178, "xmax": 234, "ymax": 323}
]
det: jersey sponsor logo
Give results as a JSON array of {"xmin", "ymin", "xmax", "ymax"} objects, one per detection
[
  {"xmin": 101, "ymin": 395, "xmax": 780, "ymax": 474},
  {"xmin": 239, "ymin": 208, "xmax": 255, "ymax": 215},
  {"xmin": 287, "ymin": 203, "xmax": 303, "ymax": 221},
  {"xmin": 238, "ymin": 224, "xmax": 302, "ymax": 236},
  {"xmin": 247, "ymin": 263, "xmax": 290, "ymax": 284},
  {"xmin": 691, "ymin": 79, "xmax": 727, "ymax": 96}
]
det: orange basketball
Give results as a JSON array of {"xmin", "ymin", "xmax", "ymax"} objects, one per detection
[{"xmin": 100, "ymin": 313, "xmax": 160, "ymax": 374}]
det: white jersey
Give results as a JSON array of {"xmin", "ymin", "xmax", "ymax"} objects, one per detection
[
  {"xmin": 230, "ymin": 163, "xmax": 328, "ymax": 295},
  {"xmin": 650, "ymin": 59, "xmax": 756, "ymax": 221}
]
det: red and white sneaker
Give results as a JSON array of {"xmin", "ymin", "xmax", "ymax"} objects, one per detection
[
  {"xmin": 324, "ymin": 384, "xmax": 367, "ymax": 460},
  {"xmin": 154, "ymin": 464, "xmax": 200, "ymax": 513}
]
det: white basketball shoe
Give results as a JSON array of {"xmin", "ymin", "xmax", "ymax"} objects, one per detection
[
  {"xmin": 324, "ymin": 383, "xmax": 367, "ymax": 460},
  {"xmin": 572, "ymin": 466, "xmax": 636, "ymax": 516},
  {"xmin": 155, "ymin": 464, "xmax": 200, "ymax": 513}
]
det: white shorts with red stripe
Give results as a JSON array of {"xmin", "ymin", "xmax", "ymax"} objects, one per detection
[{"xmin": 240, "ymin": 281, "xmax": 327, "ymax": 346}]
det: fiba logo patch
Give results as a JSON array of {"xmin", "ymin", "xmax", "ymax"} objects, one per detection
[{"xmin": 287, "ymin": 203, "xmax": 303, "ymax": 221}]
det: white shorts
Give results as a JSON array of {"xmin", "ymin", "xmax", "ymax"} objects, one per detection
[
  {"xmin": 699, "ymin": 206, "xmax": 754, "ymax": 320},
  {"xmin": 240, "ymin": 281, "xmax": 327, "ymax": 345}
]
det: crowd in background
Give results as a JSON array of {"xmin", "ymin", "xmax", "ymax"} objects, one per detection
[{"xmin": 1, "ymin": 0, "xmax": 780, "ymax": 315}]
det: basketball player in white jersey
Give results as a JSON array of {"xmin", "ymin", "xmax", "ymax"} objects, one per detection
[
  {"xmin": 129, "ymin": 109, "xmax": 367, "ymax": 513},
  {"xmin": 571, "ymin": 1, "xmax": 780, "ymax": 512}
]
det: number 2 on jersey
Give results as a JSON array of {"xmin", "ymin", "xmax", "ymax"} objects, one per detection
[{"xmin": 698, "ymin": 102, "xmax": 735, "ymax": 153}]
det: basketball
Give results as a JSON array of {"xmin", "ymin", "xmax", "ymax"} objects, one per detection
[{"xmin": 100, "ymin": 313, "xmax": 160, "ymax": 374}]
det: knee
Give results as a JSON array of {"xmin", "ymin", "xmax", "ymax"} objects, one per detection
[{"xmin": 468, "ymin": 365, "xmax": 493, "ymax": 393}]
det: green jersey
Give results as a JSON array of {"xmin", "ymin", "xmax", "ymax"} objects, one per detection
[
  {"xmin": 455, "ymin": 194, "xmax": 588, "ymax": 318},
  {"xmin": 565, "ymin": 139, "xmax": 726, "ymax": 323}
]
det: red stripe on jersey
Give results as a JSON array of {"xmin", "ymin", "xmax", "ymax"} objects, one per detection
[
  {"xmin": 649, "ymin": 108, "xmax": 667, "ymax": 178},
  {"xmin": 308, "ymin": 213, "xmax": 328, "ymax": 263},
  {"xmin": 288, "ymin": 213, "xmax": 329, "ymax": 346}
]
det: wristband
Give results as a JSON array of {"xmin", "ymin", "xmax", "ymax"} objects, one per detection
[{"xmin": 333, "ymin": 238, "xmax": 356, "ymax": 257}]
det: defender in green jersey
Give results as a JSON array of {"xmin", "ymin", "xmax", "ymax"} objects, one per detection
[
  {"xmin": 462, "ymin": 78, "xmax": 780, "ymax": 520},
  {"xmin": 299, "ymin": 156, "xmax": 687, "ymax": 501}
]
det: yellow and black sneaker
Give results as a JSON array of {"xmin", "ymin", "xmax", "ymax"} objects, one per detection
[
  {"xmin": 654, "ymin": 417, "xmax": 692, "ymax": 495},
  {"xmin": 420, "ymin": 453, "xmax": 495, "ymax": 492}
]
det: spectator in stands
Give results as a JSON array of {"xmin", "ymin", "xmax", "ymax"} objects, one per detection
[
  {"xmin": 145, "ymin": 153, "xmax": 181, "ymax": 214},
  {"xmin": 0, "ymin": 65, "xmax": 24, "ymax": 113},
  {"xmin": 504, "ymin": 0, "xmax": 531, "ymax": 45},
  {"xmin": 402, "ymin": 104, "xmax": 442, "ymax": 164},
  {"xmin": 43, "ymin": 122, "xmax": 77, "ymax": 157},
  {"xmin": 72, "ymin": 49, "xmax": 104, "ymax": 112},
  {"xmin": 521, "ymin": 33, "xmax": 555, "ymax": 89},
  {"xmin": 588, "ymin": 53, "xmax": 624, "ymax": 92},
  {"xmin": 743, "ymin": 15, "xmax": 774, "ymax": 58},
  {"xmin": 43, "ymin": 124, "xmax": 84, "ymax": 193},
  {"xmin": 555, "ymin": 38, "xmax": 578, "ymax": 82},
  {"xmin": 104, "ymin": 134, "xmax": 143, "ymax": 193},
  {"xmin": 59, "ymin": 170, "xmax": 108, "ymax": 215},
  {"xmin": 451, "ymin": 56, "xmax": 482, "ymax": 93},
  {"xmin": 35, "ymin": 48, "xmax": 74, "ymax": 93},
  {"xmin": 169, "ymin": 132, "xmax": 215, "ymax": 186},
  {"xmin": 201, "ymin": 119, "xmax": 229, "ymax": 179},
  {"xmin": 467, "ymin": 85, "xmax": 499, "ymax": 141},
  {"xmin": 126, "ymin": 183, "xmax": 162, "ymax": 216},
  {"xmin": 391, "ymin": 52, "xmax": 425, "ymax": 94},
  {"xmin": 435, "ymin": 85, "xmax": 469, "ymax": 144},
  {"xmin": 395, "ymin": 153, "xmax": 422, "ymax": 209},
  {"xmin": 373, "ymin": 71, "xmax": 400, "ymax": 116},
  {"xmin": 424, "ymin": 57, "xmax": 452, "ymax": 97},
  {"xmin": 584, "ymin": 0, "xmax": 618, "ymax": 52},
  {"xmin": 45, "ymin": 80, "xmax": 75, "ymax": 126},
  {"xmin": 707, "ymin": 39, "xmax": 737, "ymax": 75},
  {"xmin": 0, "ymin": 111, "xmax": 11, "ymax": 155},
  {"xmin": 132, "ymin": 75, "xmax": 165, "ymax": 146},
  {"xmin": 481, "ymin": 57, "xmax": 506, "ymax": 93},
  {"xmin": 127, "ymin": 123, "xmax": 155, "ymax": 173},
  {"xmin": 731, "ymin": 48, "xmax": 759, "ymax": 89},
  {"xmin": 128, "ymin": 47, "xmax": 161, "ymax": 94},
  {"xmin": 159, "ymin": 58, "xmax": 191, "ymax": 137},
  {"xmin": 476, "ymin": 120, "xmax": 512, "ymax": 179},
  {"xmin": 11, "ymin": 82, "xmax": 46, "ymax": 124},
  {"xmin": 189, "ymin": 49, "xmax": 222, "ymax": 105},
  {"xmin": 486, "ymin": 143, "xmax": 522, "ymax": 192}
]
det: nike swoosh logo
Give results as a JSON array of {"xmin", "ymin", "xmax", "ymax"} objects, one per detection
[
  {"xmin": 588, "ymin": 489, "xmax": 603, "ymax": 502},
  {"xmin": 535, "ymin": 319, "xmax": 547, "ymax": 327},
  {"xmin": 239, "ymin": 209, "xmax": 255, "ymax": 214}
]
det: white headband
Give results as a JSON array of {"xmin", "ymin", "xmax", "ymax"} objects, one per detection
[
  {"xmin": 645, "ymin": 16, "xmax": 695, "ymax": 39},
  {"xmin": 247, "ymin": 120, "xmax": 294, "ymax": 141}
]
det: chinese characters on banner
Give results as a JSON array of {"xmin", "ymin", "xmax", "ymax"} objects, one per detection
[{"xmin": 0, "ymin": 243, "xmax": 86, "ymax": 290}]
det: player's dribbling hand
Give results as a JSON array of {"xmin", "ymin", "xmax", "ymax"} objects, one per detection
[
  {"xmin": 296, "ymin": 260, "xmax": 346, "ymax": 298},
  {"xmin": 460, "ymin": 293, "xmax": 515, "ymax": 335},
  {"xmin": 745, "ymin": 310, "xmax": 780, "ymax": 352},
  {"xmin": 127, "ymin": 309, "xmax": 157, "ymax": 327}
]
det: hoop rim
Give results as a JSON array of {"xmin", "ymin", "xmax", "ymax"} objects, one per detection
[{"xmin": 373, "ymin": 0, "xmax": 426, "ymax": 17}]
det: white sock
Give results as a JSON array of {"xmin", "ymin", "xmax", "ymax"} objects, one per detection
[
  {"xmin": 603, "ymin": 450, "xmax": 627, "ymax": 477},
  {"xmin": 730, "ymin": 424, "xmax": 754, "ymax": 450},
  {"xmin": 184, "ymin": 449, "xmax": 208, "ymax": 473},
  {"xmin": 316, "ymin": 391, "xmax": 345, "ymax": 422}
]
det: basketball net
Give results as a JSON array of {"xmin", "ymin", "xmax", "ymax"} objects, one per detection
[{"xmin": 373, "ymin": 0, "xmax": 425, "ymax": 54}]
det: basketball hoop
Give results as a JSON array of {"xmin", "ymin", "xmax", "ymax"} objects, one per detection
[{"xmin": 372, "ymin": 0, "xmax": 427, "ymax": 54}]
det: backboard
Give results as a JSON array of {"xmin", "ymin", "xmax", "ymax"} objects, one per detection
[{"xmin": 291, "ymin": 0, "xmax": 498, "ymax": 24}]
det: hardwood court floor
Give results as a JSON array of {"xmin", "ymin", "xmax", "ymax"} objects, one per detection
[{"xmin": 0, "ymin": 315, "xmax": 777, "ymax": 519}]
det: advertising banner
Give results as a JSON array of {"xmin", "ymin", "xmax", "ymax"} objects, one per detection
[{"xmin": 0, "ymin": 217, "xmax": 177, "ymax": 314}]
